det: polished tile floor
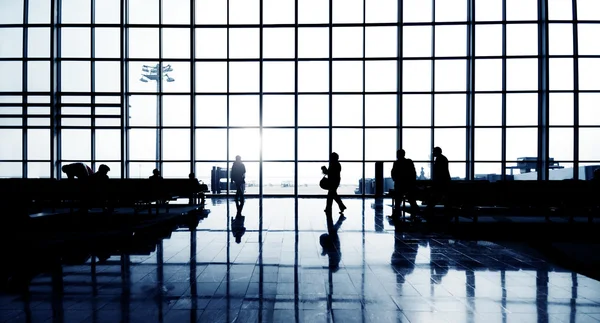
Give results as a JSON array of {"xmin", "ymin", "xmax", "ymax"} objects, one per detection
[{"xmin": 2, "ymin": 198, "xmax": 600, "ymax": 323}]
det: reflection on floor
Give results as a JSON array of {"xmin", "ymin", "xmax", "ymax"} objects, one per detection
[{"xmin": 2, "ymin": 198, "xmax": 600, "ymax": 323}]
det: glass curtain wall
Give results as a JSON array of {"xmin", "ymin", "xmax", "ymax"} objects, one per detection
[{"xmin": 0, "ymin": 0, "xmax": 599, "ymax": 195}]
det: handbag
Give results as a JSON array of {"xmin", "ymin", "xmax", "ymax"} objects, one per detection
[{"xmin": 319, "ymin": 176, "xmax": 330, "ymax": 190}]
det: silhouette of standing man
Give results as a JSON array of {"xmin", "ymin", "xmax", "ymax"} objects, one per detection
[
  {"xmin": 322, "ymin": 152, "xmax": 347, "ymax": 216},
  {"xmin": 391, "ymin": 149, "xmax": 420, "ymax": 222},
  {"xmin": 427, "ymin": 146, "xmax": 451, "ymax": 216},
  {"xmin": 231, "ymin": 155, "xmax": 246, "ymax": 215}
]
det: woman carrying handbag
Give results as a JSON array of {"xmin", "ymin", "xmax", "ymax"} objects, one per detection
[{"xmin": 321, "ymin": 152, "xmax": 347, "ymax": 215}]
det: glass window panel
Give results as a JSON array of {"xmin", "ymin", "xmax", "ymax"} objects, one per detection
[
  {"xmin": 0, "ymin": 163, "xmax": 22, "ymax": 178},
  {"xmin": 28, "ymin": 61, "xmax": 50, "ymax": 92},
  {"xmin": 195, "ymin": 62, "xmax": 227, "ymax": 93},
  {"xmin": 298, "ymin": 62, "xmax": 329, "ymax": 92},
  {"xmin": 0, "ymin": 129, "xmax": 22, "ymax": 159},
  {"xmin": 229, "ymin": 28, "xmax": 259, "ymax": 59},
  {"xmin": 507, "ymin": 24, "xmax": 538, "ymax": 56},
  {"xmin": 549, "ymin": 128, "xmax": 573, "ymax": 161},
  {"xmin": 30, "ymin": 118, "xmax": 50, "ymax": 127},
  {"xmin": 579, "ymin": 128, "xmax": 600, "ymax": 161},
  {"xmin": 506, "ymin": 0, "xmax": 537, "ymax": 21},
  {"xmin": 448, "ymin": 162, "xmax": 466, "ymax": 179},
  {"xmin": 0, "ymin": 118, "xmax": 22, "ymax": 126},
  {"xmin": 579, "ymin": 24, "xmax": 600, "ymax": 55},
  {"xmin": 195, "ymin": 162, "xmax": 225, "ymax": 192},
  {"xmin": 337, "ymin": 162, "xmax": 361, "ymax": 191},
  {"xmin": 0, "ymin": 28, "xmax": 22, "ymax": 58},
  {"xmin": 549, "ymin": 24, "xmax": 573, "ymax": 56},
  {"xmin": 298, "ymin": 95, "xmax": 328, "ymax": 126},
  {"xmin": 129, "ymin": 62, "xmax": 159, "ymax": 93},
  {"xmin": 0, "ymin": 62, "xmax": 22, "ymax": 92},
  {"xmin": 0, "ymin": 0, "xmax": 23, "ymax": 24},
  {"xmin": 298, "ymin": 162, "xmax": 325, "ymax": 194},
  {"xmin": 0, "ymin": 106, "xmax": 21, "ymax": 114},
  {"xmin": 129, "ymin": 0, "xmax": 158, "ymax": 24},
  {"xmin": 129, "ymin": 162, "xmax": 155, "ymax": 178},
  {"xmin": 163, "ymin": 95, "xmax": 190, "ymax": 126},
  {"xmin": 435, "ymin": 0, "xmax": 467, "ymax": 22},
  {"xmin": 229, "ymin": 0, "xmax": 259, "ymax": 24},
  {"xmin": 578, "ymin": 59, "xmax": 600, "ymax": 91},
  {"xmin": 366, "ymin": 95, "xmax": 396, "ymax": 127},
  {"xmin": 61, "ymin": 0, "xmax": 90, "ymax": 23},
  {"xmin": 196, "ymin": 28, "xmax": 227, "ymax": 58},
  {"xmin": 474, "ymin": 163, "xmax": 502, "ymax": 178},
  {"xmin": 28, "ymin": 28, "xmax": 50, "ymax": 58},
  {"xmin": 95, "ymin": 62, "xmax": 121, "ymax": 93},
  {"xmin": 402, "ymin": 129, "xmax": 431, "ymax": 161},
  {"xmin": 403, "ymin": 0, "xmax": 432, "ymax": 23},
  {"xmin": 366, "ymin": 0, "xmax": 397, "ymax": 23},
  {"xmin": 402, "ymin": 94, "xmax": 431, "ymax": 126},
  {"xmin": 195, "ymin": 129, "xmax": 226, "ymax": 160},
  {"xmin": 577, "ymin": 0, "xmax": 600, "ymax": 21},
  {"xmin": 332, "ymin": 95, "xmax": 362, "ymax": 127},
  {"xmin": 333, "ymin": 0, "xmax": 363, "ymax": 23},
  {"xmin": 549, "ymin": 58, "xmax": 573, "ymax": 91},
  {"xmin": 263, "ymin": 95, "xmax": 294, "ymax": 127},
  {"xmin": 95, "ymin": 28, "xmax": 121, "ymax": 58},
  {"xmin": 229, "ymin": 95, "xmax": 259, "ymax": 127},
  {"xmin": 507, "ymin": 93, "xmax": 537, "ymax": 126},
  {"xmin": 263, "ymin": 28, "xmax": 294, "ymax": 59},
  {"xmin": 263, "ymin": 62, "xmax": 295, "ymax": 93},
  {"xmin": 333, "ymin": 27, "xmax": 363, "ymax": 58},
  {"xmin": 129, "ymin": 129, "xmax": 156, "ymax": 160},
  {"xmin": 128, "ymin": 95, "xmax": 157, "ymax": 126},
  {"xmin": 298, "ymin": 28, "xmax": 329, "ymax": 58},
  {"xmin": 61, "ymin": 129, "xmax": 91, "ymax": 160},
  {"xmin": 548, "ymin": 0, "xmax": 572, "ymax": 20},
  {"xmin": 403, "ymin": 26, "xmax": 431, "ymax": 58},
  {"xmin": 434, "ymin": 128, "xmax": 466, "ymax": 161},
  {"xmin": 298, "ymin": 129, "xmax": 329, "ymax": 160},
  {"xmin": 579, "ymin": 93, "xmax": 600, "ymax": 126},
  {"xmin": 475, "ymin": 59, "xmax": 502, "ymax": 91},
  {"xmin": 229, "ymin": 129, "xmax": 260, "ymax": 161},
  {"xmin": 506, "ymin": 128, "xmax": 537, "ymax": 161},
  {"xmin": 365, "ymin": 129, "xmax": 396, "ymax": 161},
  {"xmin": 162, "ymin": 62, "xmax": 190, "ymax": 93},
  {"xmin": 95, "ymin": 0, "xmax": 120, "ymax": 23},
  {"xmin": 196, "ymin": 95, "xmax": 227, "ymax": 126},
  {"xmin": 28, "ymin": 0, "xmax": 50, "ymax": 23},
  {"xmin": 365, "ymin": 27, "xmax": 397, "ymax": 58},
  {"xmin": 475, "ymin": 128, "xmax": 501, "ymax": 161},
  {"xmin": 163, "ymin": 0, "xmax": 190, "ymax": 24},
  {"xmin": 475, "ymin": 0, "xmax": 501, "ymax": 21},
  {"xmin": 298, "ymin": 0, "xmax": 329, "ymax": 24},
  {"xmin": 403, "ymin": 61, "xmax": 431, "ymax": 92},
  {"xmin": 474, "ymin": 94, "xmax": 501, "ymax": 126},
  {"xmin": 332, "ymin": 128, "xmax": 363, "ymax": 161},
  {"xmin": 61, "ymin": 28, "xmax": 91, "ymax": 58},
  {"xmin": 128, "ymin": 29, "xmax": 159, "ymax": 58},
  {"xmin": 263, "ymin": 129, "xmax": 294, "ymax": 160},
  {"xmin": 263, "ymin": 162, "xmax": 294, "ymax": 195},
  {"xmin": 28, "ymin": 162, "xmax": 50, "ymax": 178},
  {"xmin": 163, "ymin": 29, "xmax": 190, "ymax": 59},
  {"xmin": 96, "ymin": 129, "xmax": 121, "ymax": 160},
  {"xmin": 96, "ymin": 119, "xmax": 120, "ymax": 127},
  {"xmin": 475, "ymin": 25, "xmax": 502, "ymax": 56},
  {"xmin": 61, "ymin": 106, "xmax": 90, "ymax": 114},
  {"xmin": 333, "ymin": 61, "xmax": 363, "ymax": 92},
  {"xmin": 61, "ymin": 61, "xmax": 90, "ymax": 92},
  {"xmin": 435, "ymin": 25, "xmax": 466, "ymax": 57},
  {"xmin": 230, "ymin": 62, "xmax": 259, "ymax": 93},
  {"xmin": 434, "ymin": 94, "xmax": 466, "ymax": 127},
  {"xmin": 196, "ymin": 0, "xmax": 226, "ymax": 24},
  {"xmin": 435, "ymin": 60, "xmax": 466, "ymax": 91},
  {"xmin": 263, "ymin": 0, "xmax": 294, "ymax": 24},
  {"xmin": 366, "ymin": 61, "xmax": 396, "ymax": 92},
  {"xmin": 506, "ymin": 59, "xmax": 538, "ymax": 91},
  {"xmin": 163, "ymin": 129, "xmax": 190, "ymax": 160},
  {"xmin": 62, "ymin": 118, "xmax": 91, "ymax": 127}
]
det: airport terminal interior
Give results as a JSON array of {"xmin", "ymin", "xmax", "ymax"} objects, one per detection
[{"xmin": 1, "ymin": 0, "xmax": 600, "ymax": 322}]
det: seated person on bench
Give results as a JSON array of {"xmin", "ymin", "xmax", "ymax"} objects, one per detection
[
  {"xmin": 91, "ymin": 164, "xmax": 110, "ymax": 181},
  {"xmin": 62, "ymin": 162, "xmax": 93, "ymax": 179},
  {"xmin": 149, "ymin": 168, "xmax": 163, "ymax": 180}
]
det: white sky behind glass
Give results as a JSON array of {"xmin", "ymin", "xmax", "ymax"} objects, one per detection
[{"xmin": 0, "ymin": 0, "xmax": 600, "ymax": 181}]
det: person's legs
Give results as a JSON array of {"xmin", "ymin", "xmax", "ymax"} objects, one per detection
[
  {"xmin": 239, "ymin": 183, "xmax": 245, "ymax": 209},
  {"xmin": 333, "ymin": 188, "xmax": 346, "ymax": 212},
  {"xmin": 325, "ymin": 189, "xmax": 334, "ymax": 213},
  {"xmin": 234, "ymin": 181, "xmax": 241, "ymax": 210}
]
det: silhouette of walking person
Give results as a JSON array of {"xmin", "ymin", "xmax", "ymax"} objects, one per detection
[
  {"xmin": 391, "ymin": 149, "xmax": 420, "ymax": 223},
  {"xmin": 231, "ymin": 155, "xmax": 246, "ymax": 215},
  {"xmin": 426, "ymin": 146, "xmax": 451, "ymax": 217},
  {"xmin": 322, "ymin": 152, "xmax": 347, "ymax": 216},
  {"xmin": 231, "ymin": 214, "xmax": 246, "ymax": 244}
]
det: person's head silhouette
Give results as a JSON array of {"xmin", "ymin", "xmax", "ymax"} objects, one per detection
[
  {"xmin": 330, "ymin": 152, "xmax": 339, "ymax": 161},
  {"xmin": 235, "ymin": 155, "xmax": 242, "ymax": 162},
  {"xmin": 397, "ymin": 149, "xmax": 405, "ymax": 159},
  {"xmin": 433, "ymin": 146, "xmax": 442, "ymax": 158},
  {"xmin": 98, "ymin": 164, "xmax": 110, "ymax": 174}
]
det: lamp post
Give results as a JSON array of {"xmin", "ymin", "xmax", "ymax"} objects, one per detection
[{"xmin": 139, "ymin": 64, "xmax": 175, "ymax": 170}]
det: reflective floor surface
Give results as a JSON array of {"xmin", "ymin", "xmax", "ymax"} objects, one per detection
[{"xmin": 2, "ymin": 198, "xmax": 600, "ymax": 323}]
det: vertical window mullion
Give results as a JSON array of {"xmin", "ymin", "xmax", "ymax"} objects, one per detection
[{"xmin": 572, "ymin": 0, "xmax": 579, "ymax": 179}]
